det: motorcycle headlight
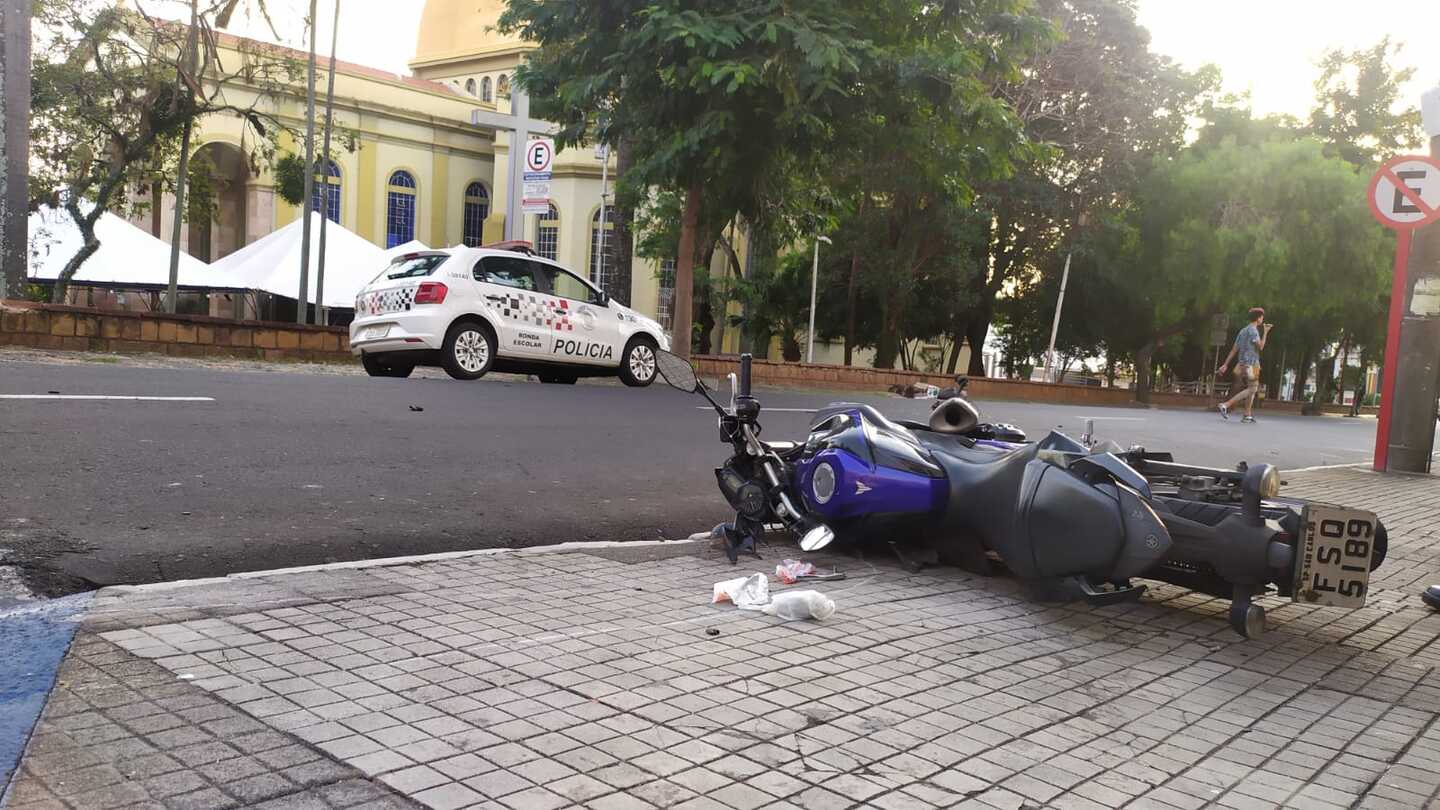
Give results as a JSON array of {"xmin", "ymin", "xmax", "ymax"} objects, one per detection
[{"xmin": 812, "ymin": 462, "xmax": 836, "ymax": 505}]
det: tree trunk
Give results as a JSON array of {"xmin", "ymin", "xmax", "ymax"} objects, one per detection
[
  {"xmin": 1105, "ymin": 354, "xmax": 1117, "ymax": 387},
  {"xmin": 670, "ymin": 181, "xmax": 702, "ymax": 358},
  {"xmin": 610, "ymin": 136, "xmax": 636, "ymax": 306},
  {"xmin": 53, "ymin": 205, "xmax": 100, "ymax": 304},
  {"xmin": 150, "ymin": 182, "xmax": 163, "ymax": 236},
  {"xmin": 843, "ymin": 194, "xmax": 866, "ymax": 367},
  {"xmin": 1134, "ymin": 342, "xmax": 1156, "ymax": 403},
  {"xmin": 1294, "ymin": 349, "xmax": 1316, "ymax": 401},
  {"xmin": 844, "ymin": 247, "xmax": 860, "ymax": 366},
  {"xmin": 781, "ymin": 331, "xmax": 801, "ymax": 362},
  {"xmin": 964, "ymin": 314, "xmax": 989, "ymax": 377},
  {"xmin": 944, "ymin": 328, "xmax": 966, "ymax": 374},
  {"xmin": 874, "ymin": 287, "xmax": 906, "ymax": 370}
]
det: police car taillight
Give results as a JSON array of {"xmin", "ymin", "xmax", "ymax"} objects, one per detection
[{"xmin": 414, "ymin": 281, "xmax": 448, "ymax": 305}]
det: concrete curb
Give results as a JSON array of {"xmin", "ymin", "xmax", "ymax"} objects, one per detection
[{"xmin": 102, "ymin": 535, "xmax": 713, "ymax": 595}]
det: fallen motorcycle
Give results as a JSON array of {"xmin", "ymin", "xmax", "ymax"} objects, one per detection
[{"xmin": 656, "ymin": 351, "xmax": 1387, "ymax": 639}]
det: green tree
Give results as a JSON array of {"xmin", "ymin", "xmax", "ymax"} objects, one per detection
[
  {"xmin": 960, "ymin": 0, "xmax": 1215, "ymax": 376},
  {"xmin": 500, "ymin": 0, "xmax": 879, "ymax": 356},
  {"xmin": 1310, "ymin": 37, "xmax": 1424, "ymax": 168},
  {"xmin": 30, "ymin": 0, "xmax": 298, "ymax": 302},
  {"xmin": 1115, "ymin": 138, "xmax": 1389, "ymax": 401}
]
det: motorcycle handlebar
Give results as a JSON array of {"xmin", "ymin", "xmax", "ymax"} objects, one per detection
[{"xmin": 739, "ymin": 354, "xmax": 753, "ymax": 398}]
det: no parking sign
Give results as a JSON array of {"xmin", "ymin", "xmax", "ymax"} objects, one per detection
[
  {"xmin": 1368, "ymin": 155, "xmax": 1440, "ymax": 230},
  {"xmin": 522, "ymin": 137, "xmax": 555, "ymax": 215},
  {"xmin": 1367, "ymin": 154, "xmax": 1440, "ymax": 471}
]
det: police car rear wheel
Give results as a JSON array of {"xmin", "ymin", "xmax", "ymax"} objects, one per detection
[
  {"xmin": 442, "ymin": 322, "xmax": 495, "ymax": 380},
  {"xmin": 619, "ymin": 339, "xmax": 658, "ymax": 387}
]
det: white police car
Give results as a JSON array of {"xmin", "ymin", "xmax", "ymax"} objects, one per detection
[{"xmin": 350, "ymin": 243, "xmax": 670, "ymax": 385}]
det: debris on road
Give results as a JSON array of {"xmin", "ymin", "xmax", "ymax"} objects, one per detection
[
  {"xmin": 761, "ymin": 589, "xmax": 836, "ymax": 621},
  {"xmin": 409, "ymin": 405, "xmax": 424, "ymax": 411},
  {"xmin": 776, "ymin": 559, "xmax": 815, "ymax": 584},
  {"xmin": 712, "ymin": 573, "xmax": 769, "ymax": 608}
]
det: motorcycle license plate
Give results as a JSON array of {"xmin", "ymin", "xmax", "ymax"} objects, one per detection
[
  {"xmin": 1293, "ymin": 504, "xmax": 1377, "ymax": 609},
  {"xmin": 361, "ymin": 325, "xmax": 390, "ymax": 341}
]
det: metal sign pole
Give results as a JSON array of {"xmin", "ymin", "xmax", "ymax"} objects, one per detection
[{"xmin": 471, "ymin": 88, "xmax": 556, "ymax": 242}]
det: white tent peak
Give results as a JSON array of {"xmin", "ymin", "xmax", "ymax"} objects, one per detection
[
  {"xmin": 27, "ymin": 205, "xmax": 244, "ymax": 291},
  {"xmin": 209, "ymin": 212, "xmax": 387, "ymax": 309},
  {"xmin": 383, "ymin": 239, "xmax": 431, "ymax": 262}
]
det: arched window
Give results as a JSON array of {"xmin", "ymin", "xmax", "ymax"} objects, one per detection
[
  {"xmin": 589, "ymin": 205, "xmax": 614, "ymax": 292},
  {"xmin": 385, "ymin": 170, "xmax": 417, "ymax": 248},
  {"xmin": 462, "ymin": 182, "xmax": 489, "ymax": 247},
  {"xmin": 497, "ymin": 74, "xmax": 510, "ymax": 98},
  {"xmin": 464, "ymin": 78, "xmax": 477, "ymax": 97},
  {"xmin": 480, "ymin": 76, "xmax": 493, "ymax": 103},
  {"xmin": 536, "ymin": 204, "xmax": 560, "ymax": 261},
  {"xmin": 310, "ymin": 159, "xmax": 341, "ymax": 223}
]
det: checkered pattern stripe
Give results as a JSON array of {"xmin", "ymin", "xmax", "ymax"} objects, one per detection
[
  {"xmin": 498, "ymin": 294, "xmax": 575, "ymax": 332},
  {"xmin": 355, "ymin": 287, "xmax": 415, "ymax": 317}
]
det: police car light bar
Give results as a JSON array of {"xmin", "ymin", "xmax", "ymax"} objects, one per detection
[{"xmin": 481, "ymin": 240, "xmax": 536, "ymax": 256}]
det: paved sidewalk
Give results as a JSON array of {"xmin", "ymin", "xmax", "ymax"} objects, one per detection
[{"xmin": 6, "ymin": 467, "xmax": 1440, "ymax": 810}]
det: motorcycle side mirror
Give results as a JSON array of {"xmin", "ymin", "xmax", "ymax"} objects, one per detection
[
  {"xmin": 800, "ymin": 524, "xmax": 836, "ymax": 552},
  {"xmin": 656, "ymin": 349, "xmax": 700, "ymax": 393}
]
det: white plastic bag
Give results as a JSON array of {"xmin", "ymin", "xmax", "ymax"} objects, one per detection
[
  {"xmin": 712, "ymin": 573, "xmax": 770, "ymax": 609},
  {"xmin": 761, "ymin": 590, "xmax": 836, "ymax": 621}
]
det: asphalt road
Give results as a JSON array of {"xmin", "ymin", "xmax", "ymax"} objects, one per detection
[{"xmin": 0, "ymin": 356, "xmax": 1384, "ymax": 596}]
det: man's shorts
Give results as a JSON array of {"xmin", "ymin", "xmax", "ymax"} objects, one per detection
[{"xmin": 1235, "ymin": 364, "xmax": 1260, "ymax": 394}]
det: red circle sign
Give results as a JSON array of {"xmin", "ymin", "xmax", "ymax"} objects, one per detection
[
  {"xmin": 1368, "ymin": 154, "xmax": 1440, "ymax": 230},
  {"xmin": 525, "ymin": 139, "xmax": 554, "ymax": 173}
]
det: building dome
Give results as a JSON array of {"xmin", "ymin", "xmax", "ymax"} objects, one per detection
[{"xmin": 411, "ymin": 0, "xmax": 530, "ymax": 71}]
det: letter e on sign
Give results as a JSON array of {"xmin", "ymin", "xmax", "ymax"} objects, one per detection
[
  {"xmin": 1368, "ymin": 155, "xmax": 1440, "ymax": 230},
  {"xmin": 525, "ymin": 138, "xmax": 555, "ymax": 174}
]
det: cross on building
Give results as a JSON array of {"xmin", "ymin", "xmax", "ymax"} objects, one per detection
[{"xmin": 470, "ymin": 88, "xmax": 558, "ymax": 242}]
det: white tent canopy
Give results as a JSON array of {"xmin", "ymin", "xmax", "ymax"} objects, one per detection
[
  {"xmin": 27, "ymin": 206, "xmax": 245, "ymax": 291},
  {"xmin": 209, "ymin": 212, "xmax": 388, "ymax": 309}
]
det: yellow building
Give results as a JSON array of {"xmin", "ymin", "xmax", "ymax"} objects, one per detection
[{"xmin": 140, "ymin": 0, "xmax": 700, "ymax": 333}]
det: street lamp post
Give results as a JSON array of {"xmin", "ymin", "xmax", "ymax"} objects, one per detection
[
  {"xmin": 806, "ymin": 235, "xmax": 832, "ymax": 364},
  {"xmin": 1045, "ymin": 211, "xmax": 1086, "ymax": 383}
]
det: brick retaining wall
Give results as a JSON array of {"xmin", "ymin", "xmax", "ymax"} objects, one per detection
[
  {"xmin": 692, "ymin": 354, "xmax": 1377, "ymax": 416},
  {"xmin": 0, "ymin": 300, "xmax": 353, "ymax": 363}
]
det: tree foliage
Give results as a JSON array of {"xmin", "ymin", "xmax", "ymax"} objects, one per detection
[
  {"xmin": 30, "ymin": 0, "xmax": 298, "ymax": 301},
  {"xmin": 1310, "ymin": 36, "xmax": 1424, "ymax": 168}
]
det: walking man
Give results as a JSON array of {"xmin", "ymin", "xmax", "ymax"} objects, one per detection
[{"xmin": 1217, "ymin": 307, "xmax": 1272, "ymax": 423}]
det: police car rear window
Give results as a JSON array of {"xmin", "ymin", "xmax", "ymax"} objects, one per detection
[{"xmin": 381, "ymin": 255, "xmax": 448, "ymax": 281}]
